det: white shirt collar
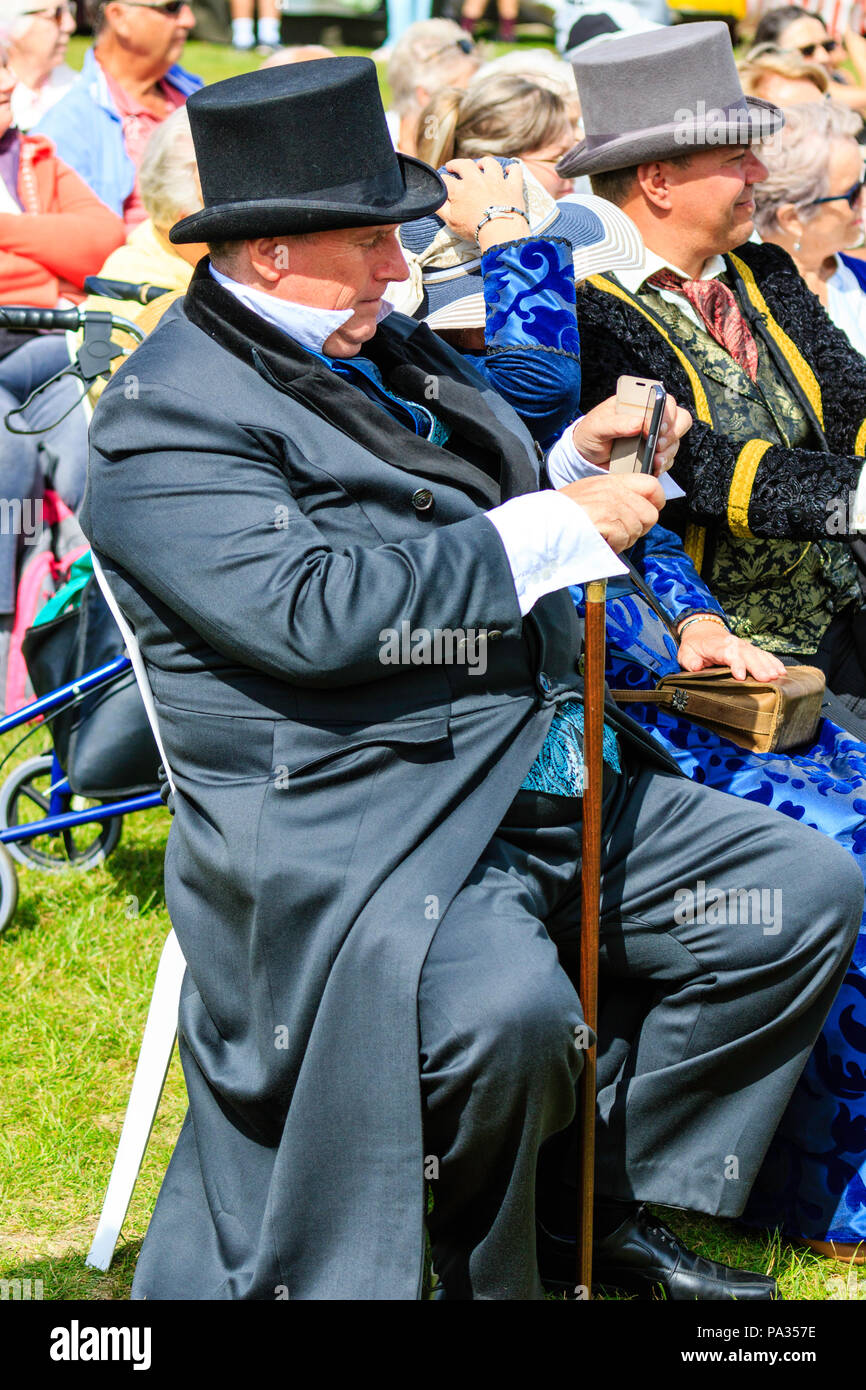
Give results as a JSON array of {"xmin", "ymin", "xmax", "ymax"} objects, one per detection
[
  {"xmin": 616, "ymin": 246, "xmax": 727, "ymax": 296},
  {"xmin": 209, "ymin": 263, "xmax": 394, "ymax": 357}
]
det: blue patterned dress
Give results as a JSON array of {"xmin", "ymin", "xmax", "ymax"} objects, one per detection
[{"xmin": 572, "ymin": 525, "xmax": 866, "ymax": 1246}]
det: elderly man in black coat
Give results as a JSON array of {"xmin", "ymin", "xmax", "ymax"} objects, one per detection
[{"xmin": 81, "ymin": 58, "xmax": 862, "ymax": 1301}]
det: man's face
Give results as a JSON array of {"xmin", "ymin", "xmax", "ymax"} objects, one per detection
[
  {"xmin": 661, "ymin": 143, "xmax": 769, "ymax": 255},
  {"xmin": 104, "ymin": 0, "xmax": 195, "ymax": 72},
  {"xmin": 276, "ymin": 224, "xmax": 411, "ymax": 357}
]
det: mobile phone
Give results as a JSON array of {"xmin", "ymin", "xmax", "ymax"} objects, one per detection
[
  {"xmin": 609, "ymin": 376, "xmax": 666, "ymax": 475},
  {"xmin": 636, "ymin": 385, "xmax": 667, "ymax": 474}
]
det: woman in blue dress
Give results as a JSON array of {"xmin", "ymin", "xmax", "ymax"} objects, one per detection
[{"xmin": 401, "ymin": 169, "xmax": 866, "ymax": 1260}]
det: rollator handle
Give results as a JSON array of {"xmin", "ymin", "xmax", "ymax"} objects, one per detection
[{"xmin": 0, "ymin": 305, "xmax": 82, "ymax": 333}]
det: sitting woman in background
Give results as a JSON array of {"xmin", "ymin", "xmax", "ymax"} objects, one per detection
[
  {"xmin": 0, "ymin": 35, "xmax": 123, "ymax": 706},
  {"xmin": 754, "ymin": 102, "xmax": 866, "ymax": 359},
  {"xmin": 415, "ymin": 72, "xmax": 577, "ymax": 202},
  {"xmin": 753, "ymin": 4, "xmax": 866, "ymax": 113},
  {"xmin": 0, "ymin": 0, "xmax": 76, "ymax": 132},
  {"xmin": 384, "ymin": 18, "xmax": 480, "ymax": 155},
  {"xmin": 738, "ymin": 43, "xmax": 829, "ymax": 106}
]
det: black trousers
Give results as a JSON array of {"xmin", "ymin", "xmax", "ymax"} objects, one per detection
[{"xmin": 419, "ymin": 753, "xmax": 862, "ymax": 1299}]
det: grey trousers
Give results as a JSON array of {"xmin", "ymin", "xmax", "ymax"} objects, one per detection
[{"xmin": 420, "ymin": 756, "xmax": 863, "ymax": 1300}]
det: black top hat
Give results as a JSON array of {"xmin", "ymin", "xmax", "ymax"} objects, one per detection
[
  {"xmin": 558, "ymin": 22, "xmax": 784, "ymax": 179},
  {"xmin": 170, "ymin": 57, "xmax": 447, "ymax": 244}
]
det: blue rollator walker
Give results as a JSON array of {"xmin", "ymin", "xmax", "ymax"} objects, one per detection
[{"xmin": 0, "ymin": 304, "xmax": 164, "ymax": 933}]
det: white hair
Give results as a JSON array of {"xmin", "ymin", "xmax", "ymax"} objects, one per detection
[
  {"xmin": 0, "ymin": 2, "xmax": 35, "ymax": 47},
  {"xmin": 138, "ymin": 107, "xmax": 201, "ymax": 232},
  {"xmin": 387, "ymin": 18, "xmax": 480, "ymax": 117},
  {"xmin": 753, "ymin": 101, "xmax": 863, "ymax": 235}
]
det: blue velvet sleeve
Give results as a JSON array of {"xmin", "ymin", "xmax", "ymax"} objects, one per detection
[
  {"xmin": 463, "ymin": 236, "xmax": 582, "ymax": 449},
  {"xmin": 633, "ymin": 523, "xmax": 728, "ymax": 628},
  {"xmin": 570, "ymin": 524, "xmax": 730, "ymax": 681}
]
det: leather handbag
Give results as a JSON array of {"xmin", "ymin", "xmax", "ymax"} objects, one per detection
[{"xmin": 608, "ymin": 561, "xmax": 825, "ymax": 754}]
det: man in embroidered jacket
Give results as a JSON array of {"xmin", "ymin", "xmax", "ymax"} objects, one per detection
[{"xmin": 564, "ymin": 27, "xmax": 866, "ymax": 726}]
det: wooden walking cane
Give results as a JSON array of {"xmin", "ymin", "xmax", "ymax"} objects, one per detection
[{"xmin": 577, "ymin": 578, "xmax": 607, "ymax": 1298}]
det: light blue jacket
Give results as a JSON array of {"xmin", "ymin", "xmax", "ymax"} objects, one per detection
[{"xmin": 33, "ymin": 47, "xmax": 202, "ymax": 217}]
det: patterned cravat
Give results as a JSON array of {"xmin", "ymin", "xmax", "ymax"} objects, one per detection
[{"xmin": 647, "ymin": 268, "xmax": 759, "ymax": 382}]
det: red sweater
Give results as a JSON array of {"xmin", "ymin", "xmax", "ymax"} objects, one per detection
[{"xmin": 0, "ymin": 132, "xmax": 125, "ymax": 306}]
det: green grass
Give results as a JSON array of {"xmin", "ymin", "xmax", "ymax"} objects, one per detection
[
  {"xmin": 0, "ymin": 730, "xmax": 184, "ymax": 1300},
  {"xmin": 4, "ymin": 26, "xmax": 863, "ymax": 1307}
]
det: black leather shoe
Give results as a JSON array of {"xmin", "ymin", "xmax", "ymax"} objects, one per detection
[{"xmin": 537, "ymin": 1205, "xmax": 779, "ymax": 1301}]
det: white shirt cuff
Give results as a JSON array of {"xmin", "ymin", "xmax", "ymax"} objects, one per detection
[
  {"xmin": 546, "ymin": 419, "xmax": 601, "ymax": 487},
  {"xmin": 546, "ymin": 420, "xmax": 687, "ymax": 500},
  {"xmin": 485, "ymin": 490, "xmax": 627, "ymax": 617}
]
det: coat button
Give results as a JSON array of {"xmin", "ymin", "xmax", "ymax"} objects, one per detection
[
  {"xmin": 538, "ymin": 671, "xmax": 552, "ymax": 694},
  {"xmin": 412, "ymin": 488, "xmax": 434, "ymax": 513},
  {"xmin": 488, "ymin": 629, "xmax": 503, "ymax": 640}
]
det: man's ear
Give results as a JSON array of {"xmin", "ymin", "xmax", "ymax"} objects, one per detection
[
  {"xmin": 635, "ymin": 161, "xmax": 676, "ymax": 211},
  {"xmin": 248, "ymin": 238, "xmax": 289, "ymax": 283},
  {"xmin": 101, "ymin": 0, "xmax": 127, "ymax": 33}
]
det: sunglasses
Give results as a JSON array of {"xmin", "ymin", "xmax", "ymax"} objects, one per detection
[
  {"xmin": 796, "ymin": 38, "xmax": 840, "ymax": 57},
  {"xmin": 118, "ymin": 0, "xmax": 189, "ymax": 14},
  {"xmin": 429, "ymin": 36, "xmax": 476, "ymax": 59},
  {"xmin": 809, "ymin": 176, "xmax": 866, "ymax": 208}
]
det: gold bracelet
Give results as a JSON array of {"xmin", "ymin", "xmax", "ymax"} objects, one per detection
[{"xmin": 677, "ymin": 613, "xmax": 729, "ymax": 637}]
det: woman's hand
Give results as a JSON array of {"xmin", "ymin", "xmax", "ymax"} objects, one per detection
[
  {"xmin": 677, "ymin": 621, "xmax": 787, "ymax": 682},
  {"xmin": 439, "ymin": 157, "xmax": 529, "ymax": 250},
  {"xmin": 571, "ymin": 392, "xmax": 693, "ymax": 474}
]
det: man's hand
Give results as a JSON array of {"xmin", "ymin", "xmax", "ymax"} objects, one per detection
[
  {"xmin": 677, "ymin": 621, "xmax": 787, "ymax": 682},
  {"xmin": 572, "ymin": 392, "xmax": 693, "ymax": 474},
  {"xmin": 558, "ymin": 473, "xmax": 665, "ymax": 552},
  {"xmin": 439, "ymin": 157, "xmax": 528, "ymax": 250}
]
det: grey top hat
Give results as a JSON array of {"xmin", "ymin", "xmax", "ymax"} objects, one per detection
[{"xmin": 558, "ymin": 21, "xmax": 784, "ymax": 179}]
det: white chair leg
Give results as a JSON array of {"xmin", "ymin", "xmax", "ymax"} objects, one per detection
[{"xmin": 86, "ymin": 928, "xmax": 186, "ymax": 1272}]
